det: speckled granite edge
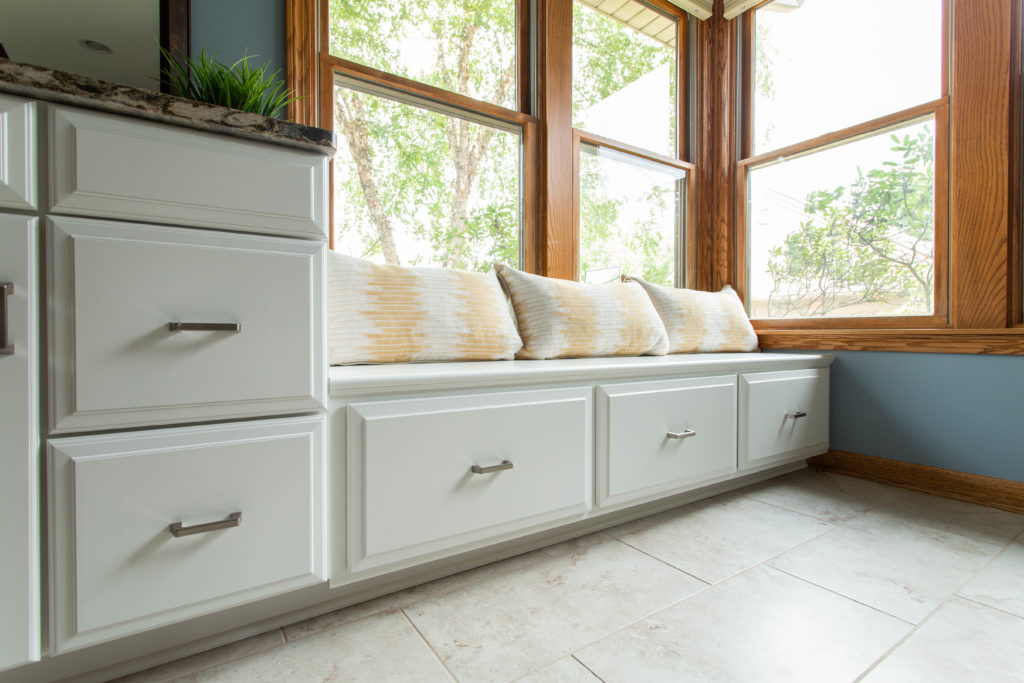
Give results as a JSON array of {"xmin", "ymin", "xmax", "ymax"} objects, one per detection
[{"xmin": 0, "ymin": 59, "xmax": 336, "ymax": 154}]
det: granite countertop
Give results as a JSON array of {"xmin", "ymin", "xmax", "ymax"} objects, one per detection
[{"xmin": 0, "ymin": 59, "xmax": 336, "ymax": 154}]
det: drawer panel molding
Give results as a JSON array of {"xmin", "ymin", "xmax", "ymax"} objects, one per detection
[
  {"xmin": 739, "ymin": 368, "xmax": 830, "ymax": 471},
  {"xmin": 0, "ymin": 95, "xmax": 37, "ymax": 211},
  {"xmin": 48, "ymin": 416, "xmax": 327, "ymax": 652},
  {"xmin": 47, "ymin": 216, "xmax": 326, "ymax": 433}
]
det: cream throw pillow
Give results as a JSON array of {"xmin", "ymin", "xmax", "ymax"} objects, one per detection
[
  {"xmin": 626, "ymin": 277, "xmax": 758, "ymax": 353},
  {"xmin": 328, "ymin": 253, "xmax": 522, "ymax": 364},
  {"xmin": 494, "ymin": 263, "xmax": 669, "ymax": 360}
]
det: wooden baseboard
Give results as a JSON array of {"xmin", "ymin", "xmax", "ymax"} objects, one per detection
[{"xmin": 808, "ymin": 450, "xmax": 1024, "ymax": 515}]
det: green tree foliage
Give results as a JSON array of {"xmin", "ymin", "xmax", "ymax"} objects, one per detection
[{"xmin": 766, "ymin": 128, "xmax": 935, "ymax": 317}]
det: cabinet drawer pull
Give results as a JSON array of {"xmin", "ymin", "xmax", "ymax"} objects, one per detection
[
  {"xmin": 0, "ymin": 282, "xmax": 12, "ymax": 355},
  {"xmin": 785, "ymin": 411, "xmax": 807, "ymax": 419},
  {"xmin": 667, "ymin": 429, "xmax": 696, "ymax": 440},
  {"xmin": 168, "ymin": 322, "xmax": 241, "ymax": 332},
  {"xmin": 471, "ymin": 460, "xmax": 514, "ymax": 474},
  {"xmin": 169, "ymin": 511, "xmax": 242, "ymax": 537}
]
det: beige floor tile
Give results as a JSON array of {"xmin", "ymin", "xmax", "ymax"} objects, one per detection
[
  {"xmin": 284, "ymin": 551, "xmax": 545, "ymax": 642},
  {"xmin": 863, "ymin": 597, "xmax": 1024, "ymax": 682},
  {"xmin": 113, "ymin": 630, "xmax": 285, "ymax": 683},
  {"xmin": 515, "ymin": 657, "xmax": 600, "ymax": 682},
  {"xmin": 871, "ymin": 487, "xmax": 1024, "ymax": 546},
  {"xmin": 404, "ymin": 535, "xmax": 707, "ymax": 683},
  {"xmin": 539, "ymin": 531, "xmax": 614, "ymax": 558},
  {"xmin": 575, "ymin": 565, "xmax": 910, "ymax": 683},
  {"xmin": 744, "ymin": 469, "xmax": 888, "ymax": 523},
  {"xmin": 608, "ymin": 492, "xmax": 833, "ymax": 583},
  {"xmin": 769, "ymin": 510, "xmax": 1007, "ymax": 624},
  {"xmin": 959, "ymin": 532, "xmax": 1024, "ymax": 619},
  {"xmin": 179, "ymin": 611, "xmax": 451, "ymax": 682}
]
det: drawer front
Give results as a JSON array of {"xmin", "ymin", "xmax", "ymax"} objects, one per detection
[
  {"xmin": 48, "ymin": 417, "xmax": 326, "ymax": 652},
  {"xmin": 0, "ymin": 216, "xmax": 41, "ymax": 670},
  {"xmin": 597, "ymin": 376, "xmax": 737, "ymax": 508},
  {"xmin": 346, "ymin": 387, "xmax": 591, "ymax": 574},
  {"xmin": 49, "ymin": 106, "xmax": 327, "ymax": 239},
  {"xmin": 739, "ymin": 369, "xmax": 829, "ymax": 470},
  {"xmin": 0, "ymin": 95, "xmax": 36, "ymax": 211},
  {"xmin": 48, "ymin": 217, "xmax": 325, "ymax": 433}
]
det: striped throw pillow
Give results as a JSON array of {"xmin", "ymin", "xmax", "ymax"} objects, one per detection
[
  {"xmin": 328, "ymin": 253, "xmax": 523, "ymax": 365},
  {"xmin": 627, "ymin": 277, "xmax": 758, "ymax": 353},
  {"xmin": 494, "ymin": 264, "xmax": 669, "ymax": 360}
]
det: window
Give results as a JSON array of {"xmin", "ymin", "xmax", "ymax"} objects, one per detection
[{"xmin": 739, "ymin": 0, "xmax": 947, "ymax": 324}]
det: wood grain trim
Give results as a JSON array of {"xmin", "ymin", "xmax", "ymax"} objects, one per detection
[
  {"xmin": 949, "ymin": 0, "xmax": 1013, "ymax": 329},
  {"xmin": 754, "ymin": 315, "xmax": 948, "ymax": 331},
  {"xmin": 1009, "ymin": 0, "xmax": 1023, "ymax": 325},
  {"xmin": 319, "ymin": 63, "xmax": 335, "ymax": 249},
  {"xmin": 286, "ymin": 0, "xmax": 318, "ymax": 125},
  {"xmin": 758, "ymin": 328, "xmax": 1024, "ymax": 355},
  {"xmin": 808, "ymin": 450, "xmax": 1024, "ymax": 515},
  {"xmin": 537, "ymin": 0, "xmax": 575, "ymax": 279},
  {"xmin": 737, "ymin": 98, "xmax": 948, "ymax": 170}
]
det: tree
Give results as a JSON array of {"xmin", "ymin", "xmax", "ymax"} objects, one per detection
[{"xmin": 765, "ymin": 127, "xmax": 935, "ymax": 318}]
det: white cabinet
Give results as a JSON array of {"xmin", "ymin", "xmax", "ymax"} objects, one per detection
[
  {"xmin": 0, "ymin": 95, "xmax": 36, "ymax": 211},
  {"xmin": 48, "ymin": 417, "xmax": 327, "ymax": 653},
  {"xmin": 0, "ymin": 215, "xmax": 40, "ymax": 671},
  {"xmin": 47, "ymin": 216, "xmax": 326, "ymax": 433},
  {"xmin": 48, "ymin": 106, "xmax": 328, "ymax": 239},
  {"xmin": 739, "ymin": 368, "xmax": 830, "ymax": 471},
  {"xmin": 344, "ymin": 387, "xmax": 592, "ymax": 576},
  {"xmin": 597, "ymin": 376, "xmax": 737, "ymax": 508}
]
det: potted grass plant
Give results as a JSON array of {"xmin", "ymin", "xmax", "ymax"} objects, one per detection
[{"xmin": 159, "ymin": 47, "xmax": 300, "ymax": 119}]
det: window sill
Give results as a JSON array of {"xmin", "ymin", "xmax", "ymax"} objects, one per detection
[{"xmin": 756, "ymin": 328, "xmax": 1024, "ymax": 355}]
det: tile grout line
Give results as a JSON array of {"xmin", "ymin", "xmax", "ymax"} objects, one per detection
[
  {"xmin": 765, "ymin": 565, "xmax": 916, "ymax": 625},
  {"xmin": 955, "ymin": 594, "xmax": 1024, "ymax": 621},
  {"xmin": 571, "ymin": 654, "xmax": 608, "ymax": 682},
  {"xmin": 609, "ymin": 536, "xmax": 712, "ymax": 586},
  {"xmin": 850, "ymin": 522, "xmax": 1024, "ymax": 682},
  {"xmin": 399, "ymin": 607, "xmax": 462, "ymax": 682}
]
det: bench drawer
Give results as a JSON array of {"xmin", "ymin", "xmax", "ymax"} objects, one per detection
[
  {"xmin": 597, "ymin": 376, "xmax": 737, "ymax": 507},
  {"xmin": 49, "ymin": 106, "xmax": 327, "ymax": 239},
  {"xmin": 345, "ymin": 387, "xmax": 592, "ymax": 575},
  {"xmin": 48, "ymin": 416, "xmax": 326, "ymax": 652},
  {"xmin": 48, "ymin": 217, "xmax": 325, "ymax": 432},
  {"xmin": 739, "ymin": 369, "xmax": 829, "ymax": 470}
]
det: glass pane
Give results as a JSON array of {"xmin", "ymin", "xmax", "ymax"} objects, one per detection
[
  {"xmin": 753, "ymin": 0, "xmax": 942, "ymax": 154},
  {"xmin": 327, "ymin": 0, "xmax": 517, "ymax": 109},
  {"xmin": 573, "ymin": 0, "xmax": 677, "ymax": 157},
  {"xmin": 579, "ymin": 144, "xmax": 685, "ymax": 286},
  {"xmin": 332, "ymin": 84, "xmax": 521, "ymax": 271},
  {"xmin": 747, "ymin": 119, "xmax": 936, "ymax": 319}
]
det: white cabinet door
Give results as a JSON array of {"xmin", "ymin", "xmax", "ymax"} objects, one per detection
[
  {"xmin": 597, "ymin": 376, "xmax": 737, "ymax": 508},
  {"xmin": 0, "ymin": 215, "xmax": 40, "ymax": 671},
  {"xmin": 739, "ymin": 369, "xmax": 829, "ymax": 471},
  {"xmin": 0, "ymin": 95, "xmax": 36, "ymax": 211}
]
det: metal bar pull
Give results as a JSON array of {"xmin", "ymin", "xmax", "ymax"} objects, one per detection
[
  {"xmin": 168, "ymin": 322, "xmax": 241, "ymax": 333},
  {"xmin": 667, "ymin": 429, "xmax": 697, "ymax": 440},
  {"xmin": 169, "ymin": 511, "xmax": 242, "ymax": 537},
  {"xmin": 785, "ymin": 411, "xmax": 807, "ymax": 419},
  {"xmin": 471, "ymin": 460, "xmax": 514, "ymax": 474},
  {"xmin": 0, "ymin": 282, "xmax": 12, "ymax": 355}
]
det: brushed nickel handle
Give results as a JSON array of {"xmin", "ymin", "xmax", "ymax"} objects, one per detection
[
  {"xmin": 169, "ymin": 511, "xmax": 242, "ymax": 537},
  {"xmin": 0, "ymin": 282, "xmax": 12, "ymax": 355},
  {"xmin": 168, "ymin": 322, "xmax": 241, "ymax": 332},
  {"xmin": 667, "ymin": 429, "xmax": 696, "ymax": 439},
  {"xmin": 785, "ymin": 411, "xmax": 807, "ymax": 419},
  {"xmin": 471, "ymin": 460, "xmax": 513, "ymax": 474}
]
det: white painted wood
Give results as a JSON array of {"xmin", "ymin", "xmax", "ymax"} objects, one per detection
[
  {"xmin": 47, "ymin": 216, "xmax": 326, "ymax": 433},
  {"xmin": 48, "ymin": 106, "xmax": 328, "ymax": 240},
  {"xmin": 344, "ymin": 387, "xmax": 592, "ymax": 576},
  {"xmin": 739, "ymin": 368, "xmax": 830, "ymax": 471},
  {"xmin": 597, "ymin": 376, "xmax": 737, "ymax": 508},
  {"xmin": 0, "ymin": 95, "xmax": 37, "ymax": 211},
  {"xmin": 48, "ymin": 416, "xmax": 327, "ymax": 653},
  {"xmin": 329, "ymin": 352, "xmax": 835, "ymax": 397},
  {"xmin": 0, "ymin": 215, "xmax": 40, "ymax": 671}
]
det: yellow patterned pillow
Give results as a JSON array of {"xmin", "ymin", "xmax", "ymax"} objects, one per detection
[
  {"xmin": 328, "ymin": 253, "xmax": 523, "ymax": 365},
  {"xmin": 494, "ymin": 264, "xmax": 669, "ymax": 360},
  {"xmin": 626, "ymin": 277, "xmax": 758, "ymax": 353}
]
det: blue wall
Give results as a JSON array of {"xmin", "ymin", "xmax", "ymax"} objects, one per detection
[
  {"xmin": 190, "ymin": 0, "xmax": 285, "ymax": 85},
  {"xmin": 771, "ymin": 350, "xmax": 1024, "ymax": 482}
]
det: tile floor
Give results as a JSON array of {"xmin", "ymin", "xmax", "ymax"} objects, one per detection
[{"xmin": 117, "ymin": 469, "xmax": 1024, "ymax": 683}]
